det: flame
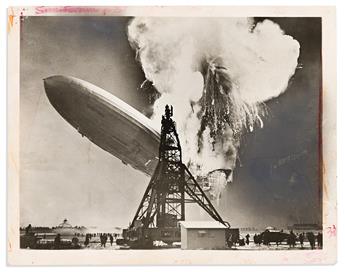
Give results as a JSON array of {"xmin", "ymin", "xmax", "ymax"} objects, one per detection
[{"xmin": 128, "ymin": 17, "xmax": 300, "ymax": 198}]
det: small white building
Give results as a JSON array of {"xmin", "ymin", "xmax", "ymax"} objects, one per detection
[{"xmin": 180, "ymin": 221, "xmax": 227, "ymax": 250}]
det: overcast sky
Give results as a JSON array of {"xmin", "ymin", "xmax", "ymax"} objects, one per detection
[{"xmin": 20, "ymin": 16, "xmax": 321, "ymax": 229}]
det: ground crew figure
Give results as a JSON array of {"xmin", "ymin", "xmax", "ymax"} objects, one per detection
[
  {"xmin": 227, "ymin": 233, "xmax": 233, "ymax": 248},
  {"xmin": 109, "ymin": 234, "xmax": 114, "ymax": 246},
  {"xmin": 307, "ymin": 232, "xmax": 316, "ymax": 250},
  {"xmin": 100, "ymin": 233, "xmax": 107, "ymax": 247},
  {"xmin": 54, "ymin": 234, "xmax": 61, "ymax": 249},
  {"xmin": 25, "ymin": 224, "xmax": 32, "ymax": 235},
  {"xmin": 102, "ymin": 234, "xmax": 106, "ymax": 247},
  {"xmin": 299, "ymin": 233, "xmax": 304, "ymax": 248},
  {"xmin": 290, "ymin": 230, "xmax": 296, "ymax": 248},
  {"xmin": 288, "ymin": 230, "xmax": 296, "ymax": 247},
  {"xmin": 317, "ymin": 232, "xmax": 323, "ymax": 248},
  {"xmin": 245, "ymin": 234, "xmax": 250, "ymax": 245},
  {"xmin": 100, "ymin": 234, "xmax": 103, "ymax": 247},
  {"xmin": 103, "ymin": 233, "xmax": 108, "ymax": 247},
  {"xmin": 84, "ymin": 234, "xmax": 90, "ymax": 247}
]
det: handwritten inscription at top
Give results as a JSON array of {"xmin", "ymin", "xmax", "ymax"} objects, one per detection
[{"xmin": 35, "ymin": 6, "xmax": 125, "ymax": 15}]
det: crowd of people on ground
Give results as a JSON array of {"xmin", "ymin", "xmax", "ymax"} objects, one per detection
[
  {"xmin": 52, "ymin": 232, "xmax": 118, "ymax": 248},
  {"xmin": 83, "ymin": 233, "xmax": 116, "ymax": 248},
  {"xmin": 247, "ymin": 230, "xmax": 323, "ymax": 249}
]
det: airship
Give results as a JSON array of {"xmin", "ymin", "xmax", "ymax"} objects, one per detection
[{"xmin": 44, "ymin": 75, "xmax": 160, "ymax": 176}]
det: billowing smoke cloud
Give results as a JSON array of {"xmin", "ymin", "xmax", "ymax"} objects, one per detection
[{"xmin": 128, "ymin": 18, "xmax": 300, "ymax": 197}]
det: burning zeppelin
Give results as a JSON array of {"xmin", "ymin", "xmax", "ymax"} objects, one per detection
[
  {"xmin": 127, "ymin": 17, "xmax": 300, "ymax": 198},
  {"xmin": 44, "ymin": 17, "xmax": 301, "ymax": 202}
]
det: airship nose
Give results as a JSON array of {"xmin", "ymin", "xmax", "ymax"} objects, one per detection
[
  {"xmin": 44, "ymin": 75, "xmax": 76, "ymax": 116},
  {"xmin": 44, "ymin": 75, "xmax": 66, "ymax": 98},
  {"xmin": 43, "ymin": 76, "xmax": 55, "ymax": 85},
  {"xmin": 44, "ymin": 75, "xmax": 62, "ymax": 98}
]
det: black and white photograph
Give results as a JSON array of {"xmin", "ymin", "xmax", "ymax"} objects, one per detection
[{"xmin": 6, "ymin": 5, "xmax": 337, "ymax": 265}]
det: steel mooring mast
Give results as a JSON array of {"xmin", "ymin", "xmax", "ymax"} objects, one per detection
[{"xmin": 124, "ymin": 105, "xmax": 229, "ymax": 248}]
